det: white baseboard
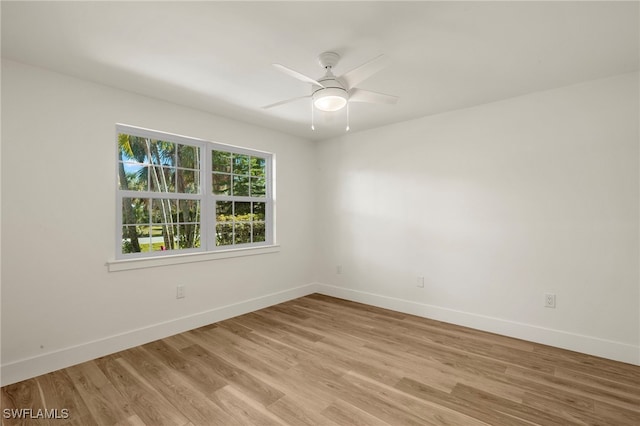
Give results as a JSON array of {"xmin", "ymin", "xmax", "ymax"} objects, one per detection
[
  {"xmin": 315, "ymin": 283, "xmax": 640, "ymax": 366},
  {"xmin": 1, "ymin": 283, "xmax": 319, "ymax": 386}
]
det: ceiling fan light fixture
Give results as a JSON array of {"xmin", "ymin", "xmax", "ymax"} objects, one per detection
[{"xmin": 313, "ymin": 87, "xmax": 348, "ymax": 112}]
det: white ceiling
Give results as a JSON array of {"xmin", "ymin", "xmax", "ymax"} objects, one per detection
[{"xmin": 2, "ymin": 1, "xmax": 638, "ymax": 141}]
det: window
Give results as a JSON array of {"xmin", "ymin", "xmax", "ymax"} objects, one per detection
[{"xmin": 116, "ymin": 124, "xmax": 273, "ymax": 259}]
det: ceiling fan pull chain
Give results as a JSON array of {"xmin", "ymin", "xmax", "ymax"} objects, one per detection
[
  {"xmin": 311, "ymin": 100, "xmax": 315, "ymax": 130},
  {"xmin": 346, "ymin": 102, "xmax": 350, "ymax": 132}
]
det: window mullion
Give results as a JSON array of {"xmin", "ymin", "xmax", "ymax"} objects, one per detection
[
  {"xmin": 118, "ymin": 190, "xmax": 201, "ymax": 200},
  {"xmin": 203, "ymin": 145, "xmax": 216, "ymax": 251},
  {"xmin": 265, "ymin": 152, "xmax": 274, "ymax": 245},
  {"xmin": 212, "ymin": 195, "xmax": 263, "ymax": 203}
]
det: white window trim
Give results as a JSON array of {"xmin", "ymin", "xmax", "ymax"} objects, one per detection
[{"xmin": 113, "ymin": 124, "xmax": 275, "ymax": 265}]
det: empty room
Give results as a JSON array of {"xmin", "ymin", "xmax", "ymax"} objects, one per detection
[{"xmin": 1, "ymin": 1, "xmax": 639, "ymax": 425}]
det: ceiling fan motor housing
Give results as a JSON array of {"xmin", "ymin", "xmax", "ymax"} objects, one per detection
[{"xmin": 313, "ymin": 52, "xmax": 348, "ymax": 111}]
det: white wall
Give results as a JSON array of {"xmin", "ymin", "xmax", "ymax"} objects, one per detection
[
  {"xmin": 315, "ymin": 72, "xmax": 640, "ymax": 364},
  {"xmin": 1, "ymin": 60, "xmax": 317, "ymax": 385}
]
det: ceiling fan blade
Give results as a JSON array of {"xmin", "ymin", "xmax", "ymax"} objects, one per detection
[
  {"xmin": 273, "ymin": 64, "xmax": 325, "ymax": 88},
  {"xmin": 349, "ymin": 88, "xmax": 398, "ymax": 105},
  {"xmin": 262, "ymin": 95, "xmax": 310, "ymax": 109},
  {"xmin": 338, "ymin": 54, "xmax": 386, "ymax": 89}
]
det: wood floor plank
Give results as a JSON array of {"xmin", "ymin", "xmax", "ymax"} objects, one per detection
[
  {"xmin": 451, "ymin": 383, "xmax": 570, "ymax": 425},
  {"xmin": 520, "ymin": 390, "xmax": 628, "ymax": 426},
  {"xmin": 275, "ymin": 358, "xmax": 346, "ymax": 412},
  {"xmin": 505, "ymin": 364, "xmax": 640, "ymax": 412},
  {"xmin": 395, "ymin": 377, "xmax": 531, "ymax": 426},
  {"xmin": 1, "ymin": 379, "xmax": 51, "ymax": 426},
  {"xmin": 117, "ymin": 346, "xmax": 235, "ymax": 425},
  {"xmin": 343, "ymin": 371, "xmax": 491, "ymax": 426},
  {"xmin": 532, "ymin": 344, "xmax": 640, "ymax": 381},
  {"xmin": 554, "ymin": 366, "xmax": 640, "ymax": 398},
  {"xmin": 267, "ymin": 395, "xmax": 339, "ymax": 426},
  {"xmin": 320, "ymin": 377, "xmax": 431, "ymax": 426},
  {"xmin": 307, "ymin": 293, "xmax": 407, "ymax": 320},
  {"xmin": 179, "ymin": 342, "xmax": 285, "ymax": 407},
  {"xmin": 64, "ymin": 361, "xmax": 135, "ymax": 425},
  {"xmin": 139, "ymin": 339, "xmax": 228, "ymax": 396},
  {"xmin": 192, "ymin": 326, "xmax": 293, "ymax": 376},
  {"xmin": 3, "ymin": 294, "xmax": 640, "ymax": 426},
  {"xmin": 219, "ymin": 320, "xmax": 309, "ymax": 366},
  {"xmin": 208, "ymin": 385, "xmax": 286, "ymax": 426},
  {"xmin": 162, "ymin": 332, "xmax": 197, "ymax": 351},
  {"xmin": 34, "ymin": 369, "xmax": 97, "ymax": 426},
  {"xmin": 183, "ymin": 329, "xmax": 295, "ymax": 405},
  {"xmin": 248, "ymin": 310, "xmax": 325, "ymax": 342},
  {"xmin": 593, "ymin": 400, "xmax": 640, "ymax": 425},
  {"xmin": 93, "ymin": 355, "xmax": 188, "ymax": 426},
  {"xmin": 393, "ymin": 314, "xmax": 537, "ymax": 353},
  {"xmin": 320, "ymin": 400, "xmax": 393, "ymax": 426},
  {"xmin": 113, "ymin": 414, "xmax": 146, "ymax": 426},
  {"xmin": 357, "ymin": 335, "xmax": 528, "ymax": 402}
]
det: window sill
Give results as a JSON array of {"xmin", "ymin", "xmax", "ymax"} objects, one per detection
[{"xmin": 106, "ymin": 245, "xmax": 280, "ymax": 272}]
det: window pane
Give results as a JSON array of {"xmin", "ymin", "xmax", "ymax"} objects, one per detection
[
  {"xmin": 143, "ymin": 224, "xmax": 177, "ymax": 251},
  {"xmin": 212, "ymin": 151, "xmax": 232, "ymax": 173},
  {"xmin": 233, "ymin": 175, "xmax": 249, "ymax": 196},
  {"xmin": 177, "ymin": 145, "xmax": 199, "ymax": 169},
  {"xmin": 177, "ymin": 169, "xmax": 199, "ymax": 194},
  {"xmin": 176, "ymin": 223, "xmax": 201, "ymax": 249},
  {"xmin": 119, "ymin": 163, "xmax": 148, "ymax": 191},
  {"xmin": 136, "ymin": 227, "xmax": 153, "ymax": 252},
  {"xmin": 250, "ymin": 177, "xmax": 266, "ymax": 197},
  {"xmin": 122, "ymin": 198, "xmax": 149, "ymax": 225},
  {"xmin": 152, "ymin": 225, "xmax": 165, "ymax": 247},
  {"xmin": 118, "ymin": 134, "xmax": 135, "ymax": 162},
  {"xmin": 150, "ymin": 166, "xmax": 176, "ymax": 192},
  {"xmin": 216, "ymin": 223, "xmax": 233, "ymax": 246},
  {"xmin": 121, "ymin": 135, "xmax": 151, "ymax": 164},
  {"xmin": 233, "ymin": 154, "xmax": 250, "ymax": 175},
  {"xmin": 178, "ymin": 200, "xmax": 200, "ymax": 223},
  {"xmin": 216, "ymin": 201, "xmax": 233, "ymax": 222},
  {"xmin": 122, "ymin": 226, "xmax": 143, "ymax": 253},
  {"xmin": 253, "ymin": 202, "xmax": 266, "ymax": 221},
  {"xmin": 150, "ymin": 140, "xmax": 176, "ymax": 166},
  {"xmin": 235, "ymin": 222, "xmax": 251, "ymax": 244},
  {"xmin": 212, "ymin": 173, "xmax": 231, "ymax": 195},
  {"xmin": 121, "ymin": 162, "xmax": 144, "ymax": 175},
  {"xmin": 151, "ymin": 199, "xmax": 177, "ymax": 224},
  {"xmin": 252, "ymin": 222, "xmax": 266, "ymax": 243},
  {"xmin": 251, "ymin": 157, "xmax": 266, "ymax": 176},
  {"xmin": 235, "ymin": 201, "xmax": 251, "ymax": 218}
]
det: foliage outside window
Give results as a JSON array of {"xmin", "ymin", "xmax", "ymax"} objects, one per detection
[{"xmin": 116, "ymin": 125, "xmax": 273, "ymax": 259}]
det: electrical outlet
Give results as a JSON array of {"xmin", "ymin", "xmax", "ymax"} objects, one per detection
[
  {"xmin": 544, "ymin": 293, "xmax": 556, "ymax": 308},
  {"xmin": 416, "ymin": 276, "xmax": 425, "ymax": 288},
  {"xmin": 177, "ymin": 285, "xmax": 186, "ymax": 299},
  {"xmin": 336, "ymin": 265, "xmax": 342, "ymax": 274}
]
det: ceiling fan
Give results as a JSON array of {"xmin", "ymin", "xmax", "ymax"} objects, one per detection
[{"xmin": 263, "ymin": 51, "xmax": 399, "ymax": 115}]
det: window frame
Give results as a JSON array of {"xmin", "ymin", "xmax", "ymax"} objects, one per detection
[{"xmin": 115, "ymin": 124, "xmax": 274, "ymax": 260}]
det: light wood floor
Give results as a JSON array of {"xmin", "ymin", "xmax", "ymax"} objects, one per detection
[{"xmin": 2, "ymin": 294, "xmax": 640, "ymax": 425}]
